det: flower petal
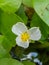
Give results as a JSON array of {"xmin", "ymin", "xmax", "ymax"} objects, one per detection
[
  {"xmin": 12, "ymin": 22, "xmax": 28, "ymax": 35},
  {"xmin": 27, "ymin": 52, "xmax": 38, "ymax": 58},
  {"xmin": 28, "ymin": 27, "xmax": 41, "ymax": 40},
  {"xmin": 16, "ymin": 36, "xmax": 29, "ymax": 48},
  {"xmin": 34, "ymin": 58, "xmax": 40, "ymax": 63}
]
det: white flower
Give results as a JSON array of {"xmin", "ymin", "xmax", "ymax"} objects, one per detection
[
  {"xmin": 12, "ymin": 22, "xmax": 41, "ymax": 48},
  {"xmin": 34, "ymin": 58, "xmax": 42, "ymax": 65},
  {"xmin": 21, "ymin": 52, "xmax": 38, "ymax": 61},
  {"xmin": 27, "ymin": 52, "xmax": 38, "ymax": 59}
]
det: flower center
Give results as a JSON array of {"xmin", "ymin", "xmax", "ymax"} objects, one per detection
[{"xmin": 21, "ymin": 32, "xmax": 30, "ymax": 42}]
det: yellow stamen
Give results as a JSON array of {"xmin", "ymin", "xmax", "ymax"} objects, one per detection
[{"xmin": 21, "ymin": 32, "xmax": 30, "ymax": 42}]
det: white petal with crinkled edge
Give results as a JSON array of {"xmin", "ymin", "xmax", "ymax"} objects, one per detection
[
  {"xmin": 12, "ymin": 22, "xmax": 28, "ymax": 35},
  {"xmin": 28, "ymin": 27, "xmax": 41, "ymax": 40},
  {"xmin": 16, "ymin": 36, "xmax": 29, "ymax": 48}
]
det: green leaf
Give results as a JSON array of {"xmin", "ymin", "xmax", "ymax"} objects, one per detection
[
  {"xmin": 1, "ymin": 36, "xmax": 14, "ymax": 52},
  {"xmin": 0, "ymin": 35, "xmax": 4, "ymax": 44},
  {"xmin": 22, "ymin": 60, "xmax": 35, "ymax": 65},
  {"xmin": 16, "ymin": 5, "xmax": 28, "ymax": 24},
  {"xmin": 0, "ymin": 58, "xmax": 23, "ymax": 65},
  {"xmin": 40, "ymin": 41, "xmax": 49, "ymax": 48},
  {"xmin": 0, "ymin": 35, "xmax": 6, "ymax": 58},
  {"xmin": 0, "ymin": 9, "xmax": 2, "ymax": 33},
  {"xmin": 22, "ymin": 0, "xmax": 33, "ymax": 7},
  {"xmin": 0, "ymin": 0, "xmax": 22, "ymax": 13},
  {"xmin": 33, "ymin": 41, "xmax": 49, "ymax": 48},
  {"xmin": 33, "ymin": 0, "xmax": 49, "ymax": 26},
  {"xmin": 31, "ymin": 13, "xmax": 49, "ymax": 40},
  {"xmin": 0, "ymin": 35, "xmax": 10, "ymax": 58},
  {"xmin": 0, "ymin": 11, "xmax": 23, "ymax": 51}
]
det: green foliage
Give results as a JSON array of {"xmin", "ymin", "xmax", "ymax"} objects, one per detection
[
  {"xmin": 0, "ymin": 58, "xmax": 23, "ymax": 65},
  {"xmin": 22, "ymin": 61, "xmax": 35, "ymax": 65},
  {"xmin": 0, "ymin": 0, "xmax": 22, "ymax": 13},
  {"xmin": 0, "ymin": 11, "xmax": 23, "ymax": 51},
  {"xmin": 16, "ymin": 5, "xmax": 28, "ymax": 24},
  {"xmin": 0, "ymin": 35, "xmax": 10, "ymax": 58},
  {"xmin": 22, "ymin": 0, "xmax": 33, "ymax": 7},
  {"xmin": 0, "ymin": 35, "xmax": 6, "ymax": 58},
  {"xmin": 23, "ymin": 0, "xmax": 49, "ymax": 26},
  {"xmin": 33, "ymin": 0, "xmax": 49, "ymax": 26},
  {"xmin": 0, "ymin": 0, "xmax": 49, "ymax": 65}
]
